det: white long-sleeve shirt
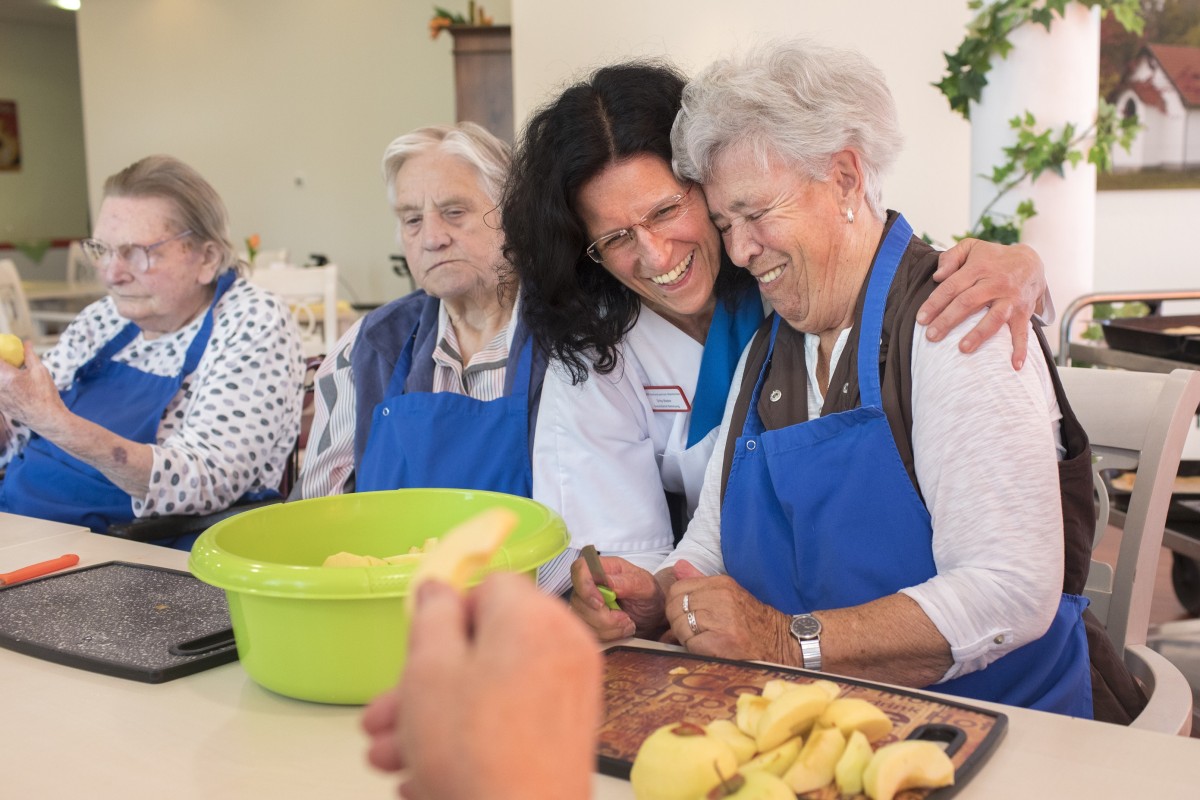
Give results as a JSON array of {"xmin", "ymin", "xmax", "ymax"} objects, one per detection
[
  {"xmin": 532, "ymin": 305, "xmax": 718, "ymax": 595},
  {"xmin": 663, "ymin": 308, "xmax": 1065, "ymax": 683}
]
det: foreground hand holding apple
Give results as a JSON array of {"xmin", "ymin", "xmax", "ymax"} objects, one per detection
[
  {"xmin": 362, "ymin": 573, "xmax": 601, "ymax": 800},
  {"xmin": 629, "ymin": 678, "xmax": 953, "ymax": 800},
  {"xmin": 322, "ymin": 507, "xmax": 517, "ymax": 594},
  {"xmin": 407, "ymin": 506, "xmax": 519, "ymax": 610}
]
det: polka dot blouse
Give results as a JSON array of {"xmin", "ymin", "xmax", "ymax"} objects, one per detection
[{"xmin": 1, "ymin": 276, "xmax": 305, "ymax": 517}]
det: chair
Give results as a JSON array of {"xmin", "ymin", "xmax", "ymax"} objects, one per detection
[
  {"xmin": 1059, "ymin": 365, "xmax": 1200, "ymax": 734},
  {"xmin": 0, "ymin": 259, "xmax": 61, "ymax": 353},
  {"xmin": 65, "ymin": 240, "xmax": 103, "ymax": 290},
  {"xmin": 249, "ymin": 263, "xmax": 339, "ymax": 358},
  {"xmin": 252, "ymin": 248, "xmax": 289, "ymax": 270},
  {"xmin": 106, "ymin": 355, "xmax": 324, "ymax": 545}
]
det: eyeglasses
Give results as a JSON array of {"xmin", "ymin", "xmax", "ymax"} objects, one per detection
[
  {"xmin": 586, "ymin": 184, "xmax": 694, "ymax": 264},
  {"xmin": 80, "ymin": 229, "xmax": 193, "ymax": 274}
]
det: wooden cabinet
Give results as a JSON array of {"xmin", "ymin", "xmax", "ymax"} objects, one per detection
[{"xmin": 448, "ymin": 25, "xmax": 513, "ymax": 143}]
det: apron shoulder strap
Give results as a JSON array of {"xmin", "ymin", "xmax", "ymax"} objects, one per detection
[{"xmin": 719, "ymin": 314, "xmax": 779, "ymax": 503}]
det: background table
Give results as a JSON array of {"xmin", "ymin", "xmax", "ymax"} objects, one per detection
[
  {"xmin": 20, "ymin": 280, "xmax": 106, "ymax": 304},
  {"xmin": 1, "ymin": 520, "xmax": 1197, "ymax": 798}
]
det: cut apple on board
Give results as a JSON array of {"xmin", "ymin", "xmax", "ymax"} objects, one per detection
[
  {"xmin": 735, "ymin": 693, "xmax": 771, "ymax": 738},
  {"xmin": 862, "ymin": 740, "xmax": 955, "ymax": 800},
  {"xmin": 705, "ymin": 719, "xmax": 758, "ymax": 765},
  {"xmin": 629, "ymin": 679, "xmax": 955, "ymax": 800},
  {"xmin": 629, "ymin": 722, "xmax": 740, "ymax": 800},
  {"xmin": 782, "ymin": 724, "xmax": 846, "ymax": 794},
  {"xmin": 754, "ymin": 683, "xmax": 830, "ymax": 751},
  {"xmin": 834, "ymin": 729, "xmax": 874, "ymax": 795},
  {"xmin": 407, "ymin": 506, "xmax": 520, "ymax": 609},
  {"xmin": 740, "ymin": 736, "xmax": 801, "ymax": 777},
  {"xmin": 704, "ymin": 770, "xmax": 795, "ymax": 800},
  {"xmin": 817, "ymin": 696, "xmax": 895, "ymax": 743}
]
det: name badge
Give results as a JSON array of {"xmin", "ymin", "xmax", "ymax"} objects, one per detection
[{"xmin": 644, "ymin": 385, "xmax": 691, "ymax": 412}]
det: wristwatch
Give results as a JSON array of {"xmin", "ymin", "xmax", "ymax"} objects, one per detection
[{"xmin": 789, "ymin": 613, "xmax": 823, "ymax": 671}]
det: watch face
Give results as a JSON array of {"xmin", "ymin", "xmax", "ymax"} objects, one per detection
[{"xmin": 791, "ymin": 615, "xmax": 821, "ymax": 639}]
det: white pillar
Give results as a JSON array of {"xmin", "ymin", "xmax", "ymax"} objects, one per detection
[{"xmin": 969, "ymin": 3, "xmax": 1100, "ymax": 351}]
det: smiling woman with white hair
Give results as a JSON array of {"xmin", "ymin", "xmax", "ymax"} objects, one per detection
[{"xmin": 571, "ymin": 38, "xmax": 1144, "ymax": 722}]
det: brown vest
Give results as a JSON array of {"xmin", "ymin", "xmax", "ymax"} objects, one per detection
[{"xmin": 720, "ymin": 228, "xmax": 1145, "ymax": 723}]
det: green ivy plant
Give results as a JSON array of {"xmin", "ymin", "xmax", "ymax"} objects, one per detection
[{"xmin": 936, "ymin": 0, "xmax": 1144, "ymax": 242}]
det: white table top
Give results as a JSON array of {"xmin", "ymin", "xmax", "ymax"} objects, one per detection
[
  {"xmin": 0, "ymin": 511, "xmax": 88, "ymax": 550},
  {"xmin": 21, "ymin": 279, "xmax": 106, "ymax": 303},
  {"xmin": 1, "ymin": 516, "xmax": 1198, "ymax": 799}
]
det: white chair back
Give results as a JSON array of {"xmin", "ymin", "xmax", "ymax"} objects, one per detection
[
  {"xmin": 252, "ymin": 248, "xmax": 290, "ymax": 271},
  {"xmin": 1060, "ymin": 366, "xmax": 1200, "ymax": 734},
  {"xmin": 0, "ymin": 259, "xmax": 36, "ymax": 339},
  {"xmin": 65, "ymin": 240, "xmax": 102, "ymax": 290},
  {"xmin": 249, "ymin": 263, "xmax": 339, "ymax": 358}
]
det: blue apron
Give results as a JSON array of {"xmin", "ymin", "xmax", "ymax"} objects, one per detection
[
  {"xmin": 0, "ymin": 271, "xmax": 237, "ymax": 536},
  {"xmin": 720, "ymin": 214, "xmax": 1093, "ymax": 717},
  {"xmin": 356, "ymin": 327, "xmax": 535, "ymax": 496}
]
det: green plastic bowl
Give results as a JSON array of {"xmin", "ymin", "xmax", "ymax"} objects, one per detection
[{"xmin": 189, "ymin": 489, "xmax": 568, "ymax": 704}]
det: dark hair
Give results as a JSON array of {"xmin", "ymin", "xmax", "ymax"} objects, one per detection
[{"xmin": 501, "ymin": 61, "xmax": 752, "ymax": 383}]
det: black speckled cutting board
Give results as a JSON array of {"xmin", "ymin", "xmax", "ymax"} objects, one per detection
[{"xmin": 0, "ymin": 561, "xmax": 237, "ymax": 683}]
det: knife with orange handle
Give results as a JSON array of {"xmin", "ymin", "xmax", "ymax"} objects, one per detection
[{"xmin": 0, "ymin": 554, "xmax": 81, "ymax": 586}]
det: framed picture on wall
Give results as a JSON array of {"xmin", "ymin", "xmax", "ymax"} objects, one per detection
[
  {"xmin": 1100, "ymin": 2, "xmax": 1200, "ymax": 190},
  {"xmin": 0, "ymin": 101, "xmax": 19, "ymax": 172}
]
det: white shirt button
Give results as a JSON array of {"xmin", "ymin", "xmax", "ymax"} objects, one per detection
[{"xmin": 769, "ymin": 389, "xmax": 782, "ymax": 402}]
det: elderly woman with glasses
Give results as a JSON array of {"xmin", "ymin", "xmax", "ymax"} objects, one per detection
[
  {"xmin": 0, "ymin": 155, "xmax": 305, "ymax": 539},
  {"xmin": 293, "ymin": 123, "xmax": 547, "ymax": 504},
  {"xmin": 570, "ymin": 39, "xmax": 1138, "ymax": 720},
  {"xmin": 503, "ymin": 63, "xmax": 1051, "ymax": 597}
]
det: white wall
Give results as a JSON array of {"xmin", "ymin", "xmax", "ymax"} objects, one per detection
[
  {"xmin": 0, "ymin": 18, "xmax": 90, "ymax": 277},
  {"xmin": 70, "ymin": 1, "xmax": 1199, "ymax": 309},
  {"xmin": 512, "ymin": 0, "xmax": 976, "ymax": 246},
  {"xmin": 1094, "ymin": 189, "xmax": 1200, "ymax": 292},
  {"xmin": 513, "ymin": 0, "xmax": 1199, "ymax": 313},
  {"xmin": 75, "ymin": 0, "xmax": 513, "ymax": 304}
]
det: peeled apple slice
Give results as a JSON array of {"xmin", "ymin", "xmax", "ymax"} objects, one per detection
[
  {"xmin": 862, "ymin": 740, "xmax": 955, "ymax": 800},
  {"xmin": 323, "ymin": 551, "xmax": 390, "ymax": 567},
  {"xmin": 407, "ymin": 507, "xmax": 520, "ymax": 609}
]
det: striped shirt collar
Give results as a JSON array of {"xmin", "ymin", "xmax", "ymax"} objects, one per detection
[{"xmin": 431, "ymin": 291, "xmax": 521, "ymax": 399}]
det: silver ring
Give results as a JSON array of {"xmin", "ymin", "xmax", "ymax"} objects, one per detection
[
  {"xmin": 682, "ymin": 593, "xmax": 691, "ymax": 614},
  {"xmin": 686, "ymin": 610, "xmax": 699, "ymax": 635}
]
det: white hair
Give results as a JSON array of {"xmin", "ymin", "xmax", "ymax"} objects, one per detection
[
  {"xmin": 671, "ymin": 38, "xmax": 902, "ymax": 220},
  {"xmin": 381, "ymin": 121, "xmax": 511, "ymax": 207}
]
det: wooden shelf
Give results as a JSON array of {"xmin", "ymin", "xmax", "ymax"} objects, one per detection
[{"xmin": 448, "ymin": 25, "xmax": 512, "ymax": 143}]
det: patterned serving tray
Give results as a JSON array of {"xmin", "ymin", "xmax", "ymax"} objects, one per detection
[{"xmin": 598, "ymin": 646, "xmax": 1007, "ymax": 799}]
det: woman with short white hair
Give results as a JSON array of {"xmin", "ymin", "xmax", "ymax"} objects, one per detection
[
  {"xmin": 573, "ymin": 38, "xmax": 1123, "ymax": 719},
  {"xmin": 295, "ymin": 122, "xmax": 546, "ymax": 501}
]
